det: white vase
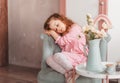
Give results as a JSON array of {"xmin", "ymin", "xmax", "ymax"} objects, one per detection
[
  {"xmin": 86, "ymin": 39, "xmax": 105, "ymax": 73},
  {"xmin": 100, "ymin": 34, "xmax": 111, "ymax": 61}
]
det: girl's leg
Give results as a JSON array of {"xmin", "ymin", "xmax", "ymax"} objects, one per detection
[
  {"xmin": 46, "ymin": 56, "xmax": 66, "ymax": 74},
  {"xmin": 53, "ymin": 53, "xmax": 74, "ymax": 83},
  {"xmin": 53, "ymin": 53, "xmax": 73, "ymax": 71},
  {"xmin": 53, "ymin": 53, "xmax": 80, "ymax": 83}
]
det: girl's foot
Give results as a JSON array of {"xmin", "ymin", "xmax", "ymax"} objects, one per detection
[
  {"xmin": 65, "ymin": 69, "xmax": 76, "ymax": 83},
  {"xmin": 65, "ymin": 70, "xmax": 73, "ymax": 83},
  {"xmin": 65, "ymin": 69, "xmax": 80, "ymax": 83},
  {"xmin": 75, "ymin": 74, "xmax": 80, "ymax": 80}
]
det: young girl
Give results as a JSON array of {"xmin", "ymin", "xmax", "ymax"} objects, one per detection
[{"xmin": 44, "ymin": 13, "xmax": 88, "ymax": 83}]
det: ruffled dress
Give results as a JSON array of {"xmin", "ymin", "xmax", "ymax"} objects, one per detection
[{"xmin": 55, "ymin": 24, "xmax": 88, "ymax": 66}]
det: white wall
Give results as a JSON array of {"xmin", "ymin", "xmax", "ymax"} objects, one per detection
[
  {"xmin": 66, "ymin": 0, "xmax": 99, "ymax": 27},
  {"xmin": 66, "ymin": 0, "xmax": 120, "ymax": 62},
  {"xmin": 108, "ymin": 1, "xmax": 120, "ymax": 62}
]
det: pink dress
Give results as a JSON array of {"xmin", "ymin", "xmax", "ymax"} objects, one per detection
[{"xmin": 55, "ymin": 24, "xmax": 88, "ymax": 66}]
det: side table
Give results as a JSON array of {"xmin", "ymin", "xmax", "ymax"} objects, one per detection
[{"xmin": 76, "ymin": 62, "xmax": 120, "ymax": 83}]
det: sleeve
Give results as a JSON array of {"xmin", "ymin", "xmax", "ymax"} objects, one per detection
[
  {"xmin": 79, "ymin": 31, "xmax": 86, "ymax": 45},
  {"xmin": 55, "ymin": 24, "xmax": 78, "ymax": 47},
  {"xmin": 77, "ymin": 30, "xmax": 87, "ymax": 52},
  {"xmin": 55, "ymin": 24, "xmax": 85, "ymax": 48},
  {"xmin": 74, "ymin": 34, "xmax": 85, "ymax": 54},
  {"xmin": 55, "ymin": 34, "xmax": 73, "ymax": 47},
  {"xmin": 73, "ymin": 24, "xmax": 86, "ymax": 45}
]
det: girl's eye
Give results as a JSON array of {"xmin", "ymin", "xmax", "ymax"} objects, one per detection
[{"xmin": 56, "ymin": 24, "xmax": 59, "ymax": 27}]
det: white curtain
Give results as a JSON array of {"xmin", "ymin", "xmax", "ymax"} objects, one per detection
[{"xmin": 108, "ymin": 0, "xmax": 120, "ymax": 62}]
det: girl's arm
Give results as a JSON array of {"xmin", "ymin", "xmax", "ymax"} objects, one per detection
[
  {"xmin": 44, "ymin": 30, "xmax": 60, "ymax": 40},
  {"xmin": 55, "ymin": 24, "xmax": 86, "ymax": 47}
]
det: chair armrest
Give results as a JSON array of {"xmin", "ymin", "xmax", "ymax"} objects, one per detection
[{"xmin": 40, "ymin": 34, "xmax": 61, "ymax": 69}]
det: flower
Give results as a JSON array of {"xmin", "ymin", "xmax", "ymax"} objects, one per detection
[{"xmin": 83, "ymin": 14, "xmax": 111, "ymax": 41}]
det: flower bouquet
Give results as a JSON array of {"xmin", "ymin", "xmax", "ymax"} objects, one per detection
[
  {"xmin": 83, "ymin": 14, "xmax": 112, "ymax": 42},
  {"xmin": 83, "ymin": 14, "xmax": 112, "ymax": 72}
]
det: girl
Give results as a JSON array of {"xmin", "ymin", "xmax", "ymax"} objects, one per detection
[{"xmin": 44, "ymin": 13, "xmax": 88, "ymax": 83}]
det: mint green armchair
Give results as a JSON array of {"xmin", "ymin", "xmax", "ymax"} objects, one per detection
[
  {"xmin": 37, "ymin": 34, "xmax": 92, "ymax": 83},
  {"xmin": 37, "ymin": 33, "xmax": 111, "ymax": 83}
]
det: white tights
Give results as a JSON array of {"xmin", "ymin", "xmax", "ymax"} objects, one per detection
[{"xmin": 46, "ymin": 53, "xmax": 73, "ymax": 74}]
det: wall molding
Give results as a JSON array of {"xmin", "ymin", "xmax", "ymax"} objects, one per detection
[
  {"xmin": 59, "ymin": 0, "xmax": 66, "ymax": 15},
  {"xmin": 99, "ymin": 0, "xmax": 108, "ymax": 15}
]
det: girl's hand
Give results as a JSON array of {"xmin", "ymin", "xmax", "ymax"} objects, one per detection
[
  {"xmin": 44, "ymin": 30, "xmax": 60, "ymax": 40},
  {"xmin": 44, "ymin": 30, "xmax": 53, "ymax": 36}
]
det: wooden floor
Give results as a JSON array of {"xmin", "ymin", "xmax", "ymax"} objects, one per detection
[
  {"xmin": 0, "ymin": 64, "xmax": 40, "ymax": 83},
  {"xmin": 110, "ymin": 80, "xmax": 118, "ymax": 83},
  {"xmin": 0, "ymin": 65, "xmax": 118, "ymax": 83}
]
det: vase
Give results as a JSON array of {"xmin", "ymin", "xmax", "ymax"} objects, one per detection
[
  {"xmin": 100, "ymin": 34, "xmax": 111, "ymax": 61},
  {"xmin": 86, "ymin": 39, "xmax": 105, "ymax": 73}
]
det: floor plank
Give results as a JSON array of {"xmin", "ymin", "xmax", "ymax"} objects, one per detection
[{"xmin": 0, "ymin": 64, "xmax": 40, "ymax": 83}]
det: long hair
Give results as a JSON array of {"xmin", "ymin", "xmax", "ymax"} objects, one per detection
[{"xmin": 44, "ymin": 13, "xmax": 74, "ymax": 35}]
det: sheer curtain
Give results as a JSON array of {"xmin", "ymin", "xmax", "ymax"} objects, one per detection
[{"xmin": 108, "ymin": 1, "xmax": 120, "ymax": 62}]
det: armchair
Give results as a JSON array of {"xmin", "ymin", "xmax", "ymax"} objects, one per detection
[
  {"xmin": 37, "ymin": 32, "xmax": 111, "ymax": 83},
  {"xmin": 37, "ymin": 34, "xmax": 92, "ymax": 83}
]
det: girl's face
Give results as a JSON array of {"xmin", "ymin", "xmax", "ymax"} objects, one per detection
[{"xmin": 49, "ymin": 19, "xmax": 66, "ymax": 33}]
